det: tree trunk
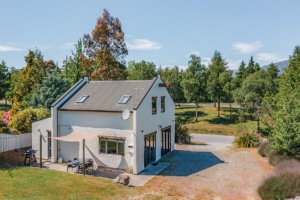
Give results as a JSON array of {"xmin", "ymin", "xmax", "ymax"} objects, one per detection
[
  {"xmin": 229, "ymin": 102, "xmax": 232, "ymax": 119},
  {"xmin": 217, "ymin": 93, "xmax": 221, "ymax": 118},
  {"xmin": 195, "ymin": 102, "xmax": 198, "ymax": 122}
]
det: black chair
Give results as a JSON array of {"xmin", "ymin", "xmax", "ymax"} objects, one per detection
[
  {"xmin": 71, "ymin": 158, "xmax": 79, "ymax": 172},
  {"xmin": 67, "ymin": 160, "xmax": 73, "ymax": 171},
  {"xmin": 86, "ymin": 159, "xmax": 94, "ymax": 175}
]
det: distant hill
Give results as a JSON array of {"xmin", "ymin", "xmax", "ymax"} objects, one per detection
[{"xmin": 261, "ymin": 60, "xmax": 289, "ymax": 75}]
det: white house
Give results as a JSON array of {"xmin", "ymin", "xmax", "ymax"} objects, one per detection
[{"xmin": 32, "ymin": 75, "xmax": 175, "ymax": 174}]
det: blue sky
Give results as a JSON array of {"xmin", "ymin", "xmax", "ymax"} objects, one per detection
[{"xmin": 1, "ymin": 0, "xmax": 300, "ymax": 70}]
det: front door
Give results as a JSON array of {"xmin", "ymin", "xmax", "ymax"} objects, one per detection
[{"xmin": 161, "ymin": 127, "xmax": 171, "ymax": 157}]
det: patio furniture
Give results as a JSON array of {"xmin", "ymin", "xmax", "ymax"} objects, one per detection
[{"xmin": 66, "ymin": 158, "xmax": 91, "ymax": 173}]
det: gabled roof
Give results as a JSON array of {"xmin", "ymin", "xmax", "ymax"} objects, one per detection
[{"xmin": 59, "ymin": 77, "xmax": 157, "ymax": 112}]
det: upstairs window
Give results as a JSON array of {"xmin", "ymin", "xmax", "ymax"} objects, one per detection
[
  {"xmin": 152, "ymin": 97, "xmax": 157, "ymax": 114},
  {"xmin": 161, "ymin": 96, "xmax": 165, "ymax": 113},
  {"xmin": 76, "ymin": 95, "xmax": 89, "ymax": 103},
  {"xmin": 119, "ymin": 95, "xmax": 131, "ymax": 104}
]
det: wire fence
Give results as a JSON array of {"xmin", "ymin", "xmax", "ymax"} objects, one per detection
[{"xmin": 0, "ymin": 133, "xmax": 32, "ymax": 153}]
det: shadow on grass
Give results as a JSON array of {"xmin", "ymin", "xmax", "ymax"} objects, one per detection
[
  {"xmin": 204, "ymin": 117, "xmax": 237, "ymax": 125},
  {"xmin": 176, "ymin": 110, "xmax": 207, "ymax": 124},
  {"xmin": 159, "ymin": 150, "xmax": 224, "ymax": 176}
]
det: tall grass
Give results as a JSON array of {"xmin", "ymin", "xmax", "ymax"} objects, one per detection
[{"xmin": 258, "ymin": 159, "xmax": 300, "ymax": 200}]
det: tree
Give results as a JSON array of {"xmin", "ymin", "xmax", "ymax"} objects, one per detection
[
  {"xmin": 158, "ymin": 66, "xmax": 186, "ymax": 105},
  {"xmin": 31, "ymin": 68, "xmax": 71, "ymax": 109},
  {"xmin": 11, "ymin": 49, "xmax": 46, "ymax": 115},
  {"xmin": 0, "ymin": 61, "xmax": 9, "ymax": 103},
  {"xmin": 245, "ymin": 56, "xmax": 260, "ymax": 77},
  {"xmin": 10, "ymin": 107, "xmax": 50, "ymax": 134},
  {"xmin": 181, "ymin": 55, "xmax": 207, "ymax": 121},
  {"xmin": 126, "ymin": 60, "xmax": 156, "ymax": 80},
  {"xmin": 207, "ymin": 51, "xmax": 228, "ymax": 117},
  {"xmin": 62, "ymin": 39, "xmax": 84, "ymax": 84},
  {"xmin": 234, "ymin": 70, "xmax": 273, "ymax": 111},
  {"xmin": 81, "ymin": 9, "xmax": 128, "ymax": 80},
  {"xmin": 5, "ymin": 67, "xmax": 20, "ymax": 103},
  {"xmin": 269, "ymin": 46, "xmax": 300, "ymax": 156},
  {"xmin": 222, "ymin": 71, "xmax": 234, "ymax": 119}
]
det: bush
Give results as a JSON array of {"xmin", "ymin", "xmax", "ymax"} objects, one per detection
[
  {"xmin": 175, "ymin": 118, "xmax": 190, "ymax": 144},
  {"xmin": 258, "ymin": 141, "xmax": 273, "ymax": 157},
  {"xmin": 9, "ymin": 107, "xmax": 50, "ymax": 134},
  {"xmin": 234, "ymin": 132, "xmax": 259, "ymax": 148},
  {"xmin": 258, "ymin": 159, "xmax": 300, "ymax": 200},
  {"xmin": 268, "ymin": 152, "xmax": 289, "ymax": 166}
]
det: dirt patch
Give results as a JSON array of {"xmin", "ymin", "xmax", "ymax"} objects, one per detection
[{"xmin": 0, "ymin": 147, "xmax": 28, "ymax": 166}]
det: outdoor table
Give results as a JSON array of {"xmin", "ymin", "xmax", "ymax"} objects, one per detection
[{"xmin": 66, "ymin": 158, "xmax": 90, "ymax": 172}]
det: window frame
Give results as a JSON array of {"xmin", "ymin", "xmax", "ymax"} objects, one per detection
[
  {"xmin": 99, "ymin": 137, "xmax": 125, "ymax": 156},
  {"xmin": 161, "ymin": 96, "xmax": 165, "ymax": 113},
  {"xmin": 76, "ymin": 95, "xmax": 89, "ymax": 103},
  {"xmin": 118, "ymin": 95, "xmax": 131, "ymax": 104},
  {"xmin": 152, "ymin": 96, "xmax": 157, "ymax": 115}
]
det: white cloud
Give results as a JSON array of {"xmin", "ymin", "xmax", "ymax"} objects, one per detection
[
  {"xmin": 0, "ymin": 45, "xmax": 23, "ymax": 52},
  {"xmin": 189, "ymin": 51, "xmax": 201, "ymax": 56},
  {"xmin": 201, "ymin": 57, "xmax": 211, "ymax": 67},
  {"xmin": 257, "ymin": 53, "xmax": 285, "ymax": 63},
  {"xmin": 127, "ymin": 39, "xmax": 162, "ymax": 50},
  {"xmin": 233, "ymin": 41, "xmax": 262, "ymax": 54},
  {"xmin": 227, "ymin": 59, "xmax": 243, "ymax": 70},
  {"xmin": 61, "ymin": 42, "xmax": 75, "ymax": 49}
]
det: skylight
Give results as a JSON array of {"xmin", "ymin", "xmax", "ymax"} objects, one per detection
[
  {"xmin": 119, "ymin": 95, "xmax": 131, "ymax": 104},
  {"xmin": 76, "ymin": 95, "xmax": 89, "ymax": 103}
]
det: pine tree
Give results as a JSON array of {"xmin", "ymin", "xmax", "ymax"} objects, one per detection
[{"xmin": 81, "ymin": 9, "xmax": 128, "ymax": 80}]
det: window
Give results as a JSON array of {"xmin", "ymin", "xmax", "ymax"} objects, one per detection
[
  {"xmin": 76, "ymin": 95, "xmax": 89, "ymax": 103},
  {"xmin": 144, "ymin": 132, "xmax": 156, "ymax": 166},
  {"xmin": 99, "ymin": 137, "xmax": 125, "ymax": 156},
  {"xmin": 161, "ymin": 96, "xmax": 165, "ymax": 113},
  {"xmin": 119, "ymin": 95, "xmax": 131, "ymax": 104},
  {"xmin": 152, "ymin": 97, "xmax": 157, "ymax": 114}
]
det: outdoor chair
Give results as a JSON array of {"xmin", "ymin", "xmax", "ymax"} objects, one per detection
[
  {"xmin": 86, "ymin": 159, "xmax": 94, "ymax": 175},
  {"xmin": 70, "ymin": 158, "xmax": 79, "ymax": 172}
]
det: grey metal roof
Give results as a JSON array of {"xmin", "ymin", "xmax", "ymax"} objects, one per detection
[{"xmin": 59, "ymin": 78, "xmax": 156, "ymax": 112}]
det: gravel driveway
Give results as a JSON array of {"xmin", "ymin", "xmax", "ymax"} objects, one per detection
[{"xmin": 131, "ymin": 134, "xmax": 273, "ymax": 200}]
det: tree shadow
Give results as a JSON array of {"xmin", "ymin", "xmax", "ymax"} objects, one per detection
[
  {"xmin": 158, "ymin": 150, "xmax": 224, "ymax": 177},
  {"xmin": 176, "ymin": 110, "xmax": 207, "ymax": 124},
  {"xmin": 204, "ymin": 117, "xmax": 237, "ymax": 125}
]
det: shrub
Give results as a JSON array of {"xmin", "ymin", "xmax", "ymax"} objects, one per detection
[
  {"xmin": 175, "ymin": 118, "xmax": 190, "ymax": 144},
  {"xmin": 9, "ymin": 107, "xmax": 50, "ymax": 134},
  {"xmin": 234, "ymin": 131, "xmax": 259, "ymax": 148},
  {"xmin": 258, "ymin": 141, "xmax": 273, "ymax": 157},
  {"xmin": 258, "ymin": 159, "xmax": 300, "ymax": 200},
  {"xmin": 268, "ymin": 152, "xmax": 289, "ymax": 166}
]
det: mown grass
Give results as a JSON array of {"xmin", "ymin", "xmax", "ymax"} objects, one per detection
[
  {"xmin": 175, "ymin": 105, "xmax": 265, "ymax": 135},
  {"xmin": 0, "ymin": 166, "xmax": 137, "ymax": 200}
]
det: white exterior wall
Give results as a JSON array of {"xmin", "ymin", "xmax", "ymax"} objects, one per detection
[
  {"xmin": 57, "ymin": 111, "xmax": 134, "ymax": 170},
  {"xmin": 32, "ymin": 118, "xmax": 52, "ymax": 159},
  {"xmin": 51, "ymin": 76, "xmax": 89, "ymax": 163},
  {"xmin": 133, "ymin": 77, "xmax": 175, "ymax": 174}
]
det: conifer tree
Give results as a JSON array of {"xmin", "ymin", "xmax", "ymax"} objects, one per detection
[{"xmin": 81, "ymin": 9, "xmax": 128, "ymax": 80}]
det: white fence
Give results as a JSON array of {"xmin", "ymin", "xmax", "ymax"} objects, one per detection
[{"xmin": 0, "ymin": 133, "xmax": 32, "ymax": 153}]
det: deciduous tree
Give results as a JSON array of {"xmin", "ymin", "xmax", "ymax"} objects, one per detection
[
  {"xmin": 181, "ymin": 55, "xmax": 207, "ymax": 121},
  {"xmin": 126, "ymin": 60, "xmax": 156, "ymax": 80}
]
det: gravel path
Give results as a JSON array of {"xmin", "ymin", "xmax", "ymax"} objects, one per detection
[{"xmin": 130, "ymin": 134, "xmax": 273, "ymax": 200}]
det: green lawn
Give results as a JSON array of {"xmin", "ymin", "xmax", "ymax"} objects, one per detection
[
  {"xmin": 0, "ymin": 167, "xmax": 137, "ymax": 200},
  {"xmin": 175, "ymin": 105, "xmax": 265, "ymax": 135}
]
